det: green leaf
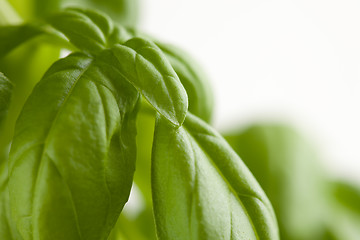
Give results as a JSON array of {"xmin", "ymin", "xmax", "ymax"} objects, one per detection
[
  {"xmin": 8, "ymin": 52, "xmax": 140, "ymax": 240},
  {"xmin": 61, "ymin": 0, "xmax": 139, "ymax": 27},
  {"xmin": 0, "ymin": 24, "xmax": 43, "ymax": 58},
  {"xmin": 110, "ymin": 38, "xmax": 188, "ymax": 126},
  {"xmin": 152, "ymin": 113, "xmax": 279, "ymax": 240},
  {"xmin": 47, "ymin": 8, "xmax": 133, "ymax": 54},
  {"xmin": 0, "ymin": 74, "xmax": 19, "ymax": 240},
  {"xmin": 47, "ymin": 9, "xmax": 188, "ymax": 126},
  {"xmin": 7, "ymin": 0, "xmax": 138, "ymax": 26},
  {"xmin": 321, "ymin": 181, "xmax": 360, "ymax": 240},
  {"xmin": 157, "ymin": 43, "xmax": 214, "ymax": 122},
  {"xmin": 0, "ymin": 72, "xmax": 12, "ymax": 127},
  {"xmin": 0, "ymin": 37, "xmax": 62, "ymax": 165},
  {"xmin": 224, "ymin": 125, "xmax": 327, "ymax": 240},
  {"xmin": 0, "ymin": 155, "xmax": 21, "ymax": 240}
]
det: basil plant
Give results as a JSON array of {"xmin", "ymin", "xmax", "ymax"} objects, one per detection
[{"xmin": 0, "ymin": 0, "xmax": 279, "ymax": 239}]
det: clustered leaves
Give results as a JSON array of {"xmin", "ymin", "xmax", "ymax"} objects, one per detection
[{"xmin": 0, "ymin": 2, "xmax": 279, "ymax": 240}]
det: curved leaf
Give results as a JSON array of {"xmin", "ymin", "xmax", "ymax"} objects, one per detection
[
  {"xmin": 157, "ymin": 43, "xmax": 214, "ymax": 122},
  {"xmin": 47, "ymin": 8, "xmax": 133, "ymax": 54},
  {"xmin": 152, "ymin": 113, "xmax": 279, "ymax": 240},
  {"xmin": 224, "ymin": 125, "xmax": 327, "ymax": 240},
  {"xmin": 0, "ymin": 24, "xmax": 43, "ymax": 58},
  {"xmin": 8, "ymin": 52, "xmax": 139, "ymax": 240},
  {"xmin": 110, "ymin": 38, "xmax": 188, "ymax": 126}
]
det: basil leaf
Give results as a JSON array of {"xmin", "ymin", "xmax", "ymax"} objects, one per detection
[
  {"xmin": 110, "ymin": 38, "xmax": 188, "ymax": 126},
  {"xmin": 152, "ymin": 113, "xmax": 279, "ymax": 240},
  {"xmin": 157, "ymin": 43, "xmax": 214, "ymax": 123},
  {"xmin": 0, "ymin": 24, "xmax": 43, "ymax": 58},
  {"xmin": 47, "ymin": 8, "xmax": 133, "ymax": 54},
  {"xmin": 8, "ymin": 52, "xmax": 139, "ymax": 240},
  {"xmin": 224, "ymin": 125, "xmax": 326, "ymax": 240},
  {"xmin": 0, "ymin": 74, "xmax": 19, "ymax": 240},
  {"xmin": 60, "ymin": 0, "xmax": 139, "ymax": 27},
  {"xmin": 0, "ymin": 156, "xmax": 21, "ymax": 240},
  {"xmin": 0, "ymin": 72, "xmax": 12, "ymax": 127}
]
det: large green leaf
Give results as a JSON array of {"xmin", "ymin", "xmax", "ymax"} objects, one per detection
[
  {"xmin": 152, "ymin": 113, "xmax": 279, "ymax": 240},
  {"xmin": 8, "ymin": 52, "xmax": 140, "ymax": 240},
  {"xmin": 157, "ymin": 43, "xmax": 214, "ymax": 123},
  {"xmin": 224, "ymin": 125, "xmax": 327, "ymax": 240}
]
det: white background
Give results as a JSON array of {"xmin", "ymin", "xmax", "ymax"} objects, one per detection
[{"xmin": 140, "ymin": 0, "xmax": 360, "ymax": 183}]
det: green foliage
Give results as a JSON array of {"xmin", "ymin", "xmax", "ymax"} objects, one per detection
[
  {"xmin": 0, "ymin": 73, "xmax": 20, "ymax": 240},
  {"xmin": 224, "ymin": 125, "xmax": 360, "ymax": 240},
  {"xmin": 0, "ymin": 24, "xmax": 44, "ymax": 58},
  {"xmin": 152, "ymin": 113, "xmax": 279, "ymax": 240},
  {"xmin": 3, "ymin": 1, "xmax": 358, "ymax": 240},
  {"xmin": 8, "ymin": 52, "xmax": 140, "ymax": 239}
]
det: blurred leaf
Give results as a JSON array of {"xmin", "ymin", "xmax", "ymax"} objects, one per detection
[
  {"xmin": 224, "ymin": 125, "xmax": 327, "ymax": 240},
  {"xmin": 0, "ymin": 0, "xmax": 22, "ymax": 25},
  {"xmin": 0, "ymin": 40, "xmax": 61, "ymax": 162},
  {"xmin": 321, "ymin": 181, "xmax": 360, "ymax": 240},
  {"xmin": 0, "ymin": 24, "xmax": 43, "ymax": 58},
  {"xmin": 7, "ymin": 0, "xmax": 139, "ymax": 26}
]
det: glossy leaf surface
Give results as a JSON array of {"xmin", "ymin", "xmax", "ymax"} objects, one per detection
[
  {"xmin": 110, "ymin": 38, "xmax": 188, "ymax": 126},
  {"xmin": 47, "ymin": 8, "xmax": 133, "ymax": 54},
  {"xmin": 8, "ymin": 52, "xmax": 139, "ymax": 240},
  {"xmin": 152, "ymin": 113, "xmax": 279, "ymax": 240}
]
